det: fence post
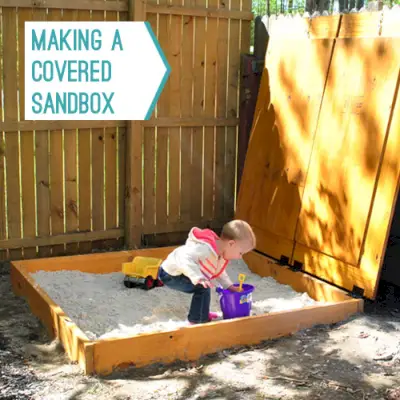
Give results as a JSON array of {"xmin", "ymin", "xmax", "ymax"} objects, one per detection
[
  {"xmin": 237, "ymin": 16, "xmax": 269, "ymax": 192},
  {"xmin": 125, "ymin": 0, "xmax": 146, "ymax": 249}
]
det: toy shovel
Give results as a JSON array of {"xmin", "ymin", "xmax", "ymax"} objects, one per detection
[{"xmin": 238, "ymin": 273, "xmax": 246, "ymax": 292}]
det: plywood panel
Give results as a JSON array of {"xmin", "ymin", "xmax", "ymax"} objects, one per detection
[
  {"xmin": 381, "ymin": 9, "xmax": 400, "ymax": 37},
  {"xmin": 268, "ymin": 15, "xmax": 310, "ymax": 38},
  {"xmin": 309, "ymin": 15, "xmax": 341, "ymax": 39},
  {"xmin": 293, "ymin": 37, "xmax": 400, "ymax": 299},
  {"xmin": 338, "ymin": 12, "xmax": 382, "ymax": 38},
  {"xmin": 236, "ymin": 38, "xmax": 335, "ymax": 260}
]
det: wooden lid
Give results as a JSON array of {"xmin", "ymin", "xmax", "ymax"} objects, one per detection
[{"xmin": 236, "ymin": 15, "xmax": 400, "ymax": 300}]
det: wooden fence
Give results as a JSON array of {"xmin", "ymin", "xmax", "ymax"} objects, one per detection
[{"xmin": 0, "ymin": 0, "xmax": 252, "ymax": 261}]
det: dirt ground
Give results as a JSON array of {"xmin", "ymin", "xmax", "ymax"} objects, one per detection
[{"xmin": 1, "ymin": 260, "xmax": 399, "ymax": 400}]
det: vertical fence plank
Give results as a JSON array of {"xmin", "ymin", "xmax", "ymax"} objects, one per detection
[
  {"xmin": 156, "ymin": 5, "xmax": 169, "ymax": 229},
  {"xmin": 91, "ymin": 8, "xmax": 106, "ymax": 249},
  {"xmin": 35, "ymin": 127, "xmax": 51, "ymax": 258},
  {"xmin": 143, "ymin": 126, "xmax": 155, "ymax": 232},
  {"xmin": 0, "ymin": 134, "xmax": 5, "ymax": 260},
  {"xmin": 203, "ymin": 0, "xmax": 218, "ymax": 222},
  {"xmin": 225, "ymin": 0, "xmax": 241, "ymax": 220},
  {"xmin": 64, "ymin": 127, "xmax": 79, "ymax": 254},
  {"xmin": 124, "ymin": 0, "xmax": 144, "ymax": 249},
  {"xmin": 49, "ymin": 127, "xmax": 64, "ymax": 256},
  {"xmin": 117, "ymin": 8, "xmax": 128, "ymax": 249},
  {"xmin": 190, "ymin": 0, "xmax": 206, "ymax": 223},
  {"xmin": 104, "ymin": 5, "xmax": 119, "ymax": 249},
  {"xmin": 105, "ymin": 125, "xmax": 118, "ymax": 244},
  {"xmin": 0, "ymin": 15, "xmax": 5, "ymax": 260},
  {"xmin": 20, "ymin": 130, "xmax": 36, "ymax": 258},
  {"xmin": 91, "ymin": 128, "xmax": 105, "ymax": 246},
  {"xmin": 168, "ymin": 0, "xmax": 182, "ymax": 227},
  {"xmin": 3, "ymin": 7, "xmax": 22, "ymax": 261},
  {"xmin": 180, "ymin": 0, "xmax": 194, "ymax": 223},
  {"xmin": 105, "ymin": 124, "xmax": 117, "ymax": 235},
  {"xmin": 62, "ymin": 9, "xmax": 80, "ymax": 254},
  {"xmin": 143, "ymin": 13, "xmax": 157, "ymax": 235},
  {"xmin": 33, "ymin": 7, "xmax": 51, "ymax": 258},
  {"xmin": 241, "ymin": 0, "xmax": 252, "ymax": 55},
  {"xmin": 74, "ymin": 9, "xmax": 92, "ymax": 254},
  {"xmin": 117, "ymin": 125, "xmax": 126, "ymax": 248},
  {"xmin": 18, "ymin": 8, "xmax": 36, "ymax": 259},
  {"xmin": 214, "ymin": 9, "xmax": 229, "ymax": 222},
  {"xmin": 78, "ymin": 128, "xmax": 92, "ymax": 253},
  {"xmin": 46, "ymin": 8, "xmax": 65, "ymax": 256}
]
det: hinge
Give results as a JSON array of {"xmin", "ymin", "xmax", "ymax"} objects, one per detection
[
  {"xmin": 350, "ymin": 285, "xmax": 365, "ymax": 299},
  {"xmin": 279, "ymin": 255, "xmax": 289, "ymax": 265},
  {"xmin": 290, "ymin": 260, "xmax": 303, "ymax": 272},
  {"xmin": 251, "ymin": 59, "xmax": 265, "ymax": 73}
]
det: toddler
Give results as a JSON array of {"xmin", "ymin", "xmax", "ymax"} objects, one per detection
[{"xmin": 158, "ymin": 219, "xmax": 256, "ymax": 324}]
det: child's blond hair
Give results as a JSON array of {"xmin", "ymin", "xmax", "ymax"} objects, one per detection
[{"xmin": 220, "ymin": 219, "xmax": 256, "ymax": 249}]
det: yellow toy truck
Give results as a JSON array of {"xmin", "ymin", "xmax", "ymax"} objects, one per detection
[{"xmin": 122, "ymin": 256, "xmax": 164, "ymax": 290}]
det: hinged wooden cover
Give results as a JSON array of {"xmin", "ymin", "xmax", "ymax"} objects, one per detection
[{"xmin": 236, "ymin": 13, "xmax": 400, "ymax": 300}]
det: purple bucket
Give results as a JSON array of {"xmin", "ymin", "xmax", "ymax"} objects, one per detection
[{"xmin": 216, "ymin": 283, "xmax": 255, "ymax": 320}]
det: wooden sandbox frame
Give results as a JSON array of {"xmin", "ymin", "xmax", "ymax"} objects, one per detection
[{"xmin": 11, "ymin": 246, "xmax": 363, "ymax": 376}]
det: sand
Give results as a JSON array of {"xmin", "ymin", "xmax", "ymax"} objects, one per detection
[{"xmin": 30, "ymin": 260, "xmax": 325, "ymax": 340}]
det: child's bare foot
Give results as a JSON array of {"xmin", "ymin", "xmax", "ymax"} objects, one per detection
[{"xmin": 208, "ymin": 312, "xmax": 219, "ymax": 320}]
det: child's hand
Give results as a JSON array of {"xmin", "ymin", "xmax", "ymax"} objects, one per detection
[
  {"xmin": 198, "ymin": 278, "xmax": 213, "ymax": 288},
  {"xmin": 227, "ymin": 285, "xmax": 241, "ymax": 292}
]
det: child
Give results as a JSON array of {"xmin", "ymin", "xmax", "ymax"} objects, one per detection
[{"xmin": 158, "ymin": 219, "xmax": 256, "ymax": 325}]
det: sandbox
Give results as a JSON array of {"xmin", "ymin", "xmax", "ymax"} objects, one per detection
[
  {"xmin": 29, "ymin": 258, "xmax": 324, "ymax": 341},
  {"xmin": 11, "ymin": 246, "xmax": 363, "ymax": 376}
]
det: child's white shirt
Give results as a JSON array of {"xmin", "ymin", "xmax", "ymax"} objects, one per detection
[{"xmin": 160, "ymin": 228, "xmax": 233, "ymax": 288}]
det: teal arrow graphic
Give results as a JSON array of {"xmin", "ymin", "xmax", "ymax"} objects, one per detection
[{"xmin": 144, "ymin": 21, "xmax": 171, "ymax": 120}]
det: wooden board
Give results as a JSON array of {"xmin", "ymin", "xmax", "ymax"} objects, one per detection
[
  {"xmin": 3, "ymin": 8, "xmax": 22, "ymax": 261},
  {"xmin": 19, "ymin": 8, "xmax": 36, "ymax": 260},
  {"xmin": 381, "ymin": 9, "xmax": 400, "ymax": 37},
  {"xmin": 236, "ymin": 13, "xmax": 400, "ymax": 299},
  {"xmin": 293, "ymin": 37, "xmax": 400, "ymax": 299},
  {"xmin": 338, "ymin": 12, "xmax": 382, "ymax": 38},
  {"xmin": 236, "ymin": 38, "xmax": 335, "ymax": 261},
  {"xmin": 11, "ymin": 247, "xmax": 362, "ymax": 376}
]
